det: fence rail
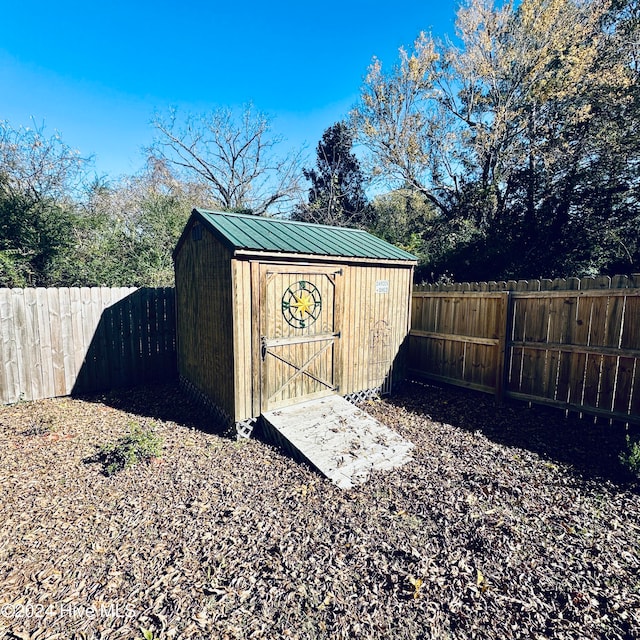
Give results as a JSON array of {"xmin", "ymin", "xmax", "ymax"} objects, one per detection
[
  {"xmin": 0, "ymin": 287, "xmax": 176, "ymax": 405},
  {"xmin": 415, "ymin": 273, "xmax": 640, "ymax": 292},
  {"xmin": 3, "ymin": 280, "xmax": 639, "ymax": 423},
  {"xmin": 410, "ymin": 276, "xmax": 640, "ymax": 424}
]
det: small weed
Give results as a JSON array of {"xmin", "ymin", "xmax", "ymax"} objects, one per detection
[
  {"xmin": 232, "ymin": 437, "xmax": 249, "ymax": 450},
  {"xmin": 407, "ymin": 575, "xmax": 424, "ymax": 599},
  {"xmin": 98, "ymin": 422, "xmax": 163, "ymax": 476},
  {"xmin": 619, "ymin": 434, "xmax": 640, "ymax": 480},
  {"xmin": 22, "ymin": 416, "xmax": 54, "ymax": 436}
]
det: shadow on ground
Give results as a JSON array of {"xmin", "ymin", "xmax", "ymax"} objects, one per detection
[
  {"xmin": 389, "ymin": 379, "xmax": 639, "ymax": 489},
  {"xmin": 76, "ymin": 378, "xmax": 639, "ymax": 489},
  {"xmin": 73, "ymin": 381, "xmax": 231, "ymax": 437}
]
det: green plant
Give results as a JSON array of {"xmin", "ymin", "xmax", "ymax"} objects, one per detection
[
  {"xmin": 619, "ymin": 434, "xmax": 640, "ymax": 479},
  {"xmin": 99, "ymin": 422, "xmax": 163, "ymax": 476}
]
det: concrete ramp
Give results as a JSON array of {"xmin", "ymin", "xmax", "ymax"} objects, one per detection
[{"xmin": 261, "ymin": 395, "xmax": 414, "ymax": 489}]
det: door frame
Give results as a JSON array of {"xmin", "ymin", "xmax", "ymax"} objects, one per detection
[{"xmin": 258, "ymin": 262, "xmax": 343, "ymax": 412}]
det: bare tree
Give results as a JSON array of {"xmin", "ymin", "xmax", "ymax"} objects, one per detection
[
  {"xmin": 148, "ymin": 105, "xmax": 302, "ymax": 216},
  {"xmin": 0, "ymin": 119, "xmax": 88, "ymax": 203}
]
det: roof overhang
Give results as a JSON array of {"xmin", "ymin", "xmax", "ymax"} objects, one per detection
[{"xmin": 232, "ymin": 248, "xmax": 418, "ymax": 267}]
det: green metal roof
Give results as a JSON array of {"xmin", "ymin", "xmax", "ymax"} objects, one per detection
[{"xmin": 191, "ymin": 209, "xmax": 417, "ymax": 262}]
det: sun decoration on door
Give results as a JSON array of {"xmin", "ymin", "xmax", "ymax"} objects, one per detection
[{"xmin": 281, "ymin": 281, "xmax": 322, "ymax": 328}]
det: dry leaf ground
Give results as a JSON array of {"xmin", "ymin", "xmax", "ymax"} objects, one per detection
[{"xmin": 0, "ymin": 380, "xmax": 638, "ymax": 639}]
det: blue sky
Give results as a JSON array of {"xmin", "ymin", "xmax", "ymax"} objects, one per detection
[{"xmin": 1, "ymin": 1, "xmax": 459, "ymax": 180}]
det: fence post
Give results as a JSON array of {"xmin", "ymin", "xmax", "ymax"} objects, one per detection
[{"xmin": 495, "ymin": 291, "xmax": 511, "ymax": 405}]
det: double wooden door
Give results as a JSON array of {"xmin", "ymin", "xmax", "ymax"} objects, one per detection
[{"xmin": 260, "ymin": 265, "xmax": 341, "ymax": 411}]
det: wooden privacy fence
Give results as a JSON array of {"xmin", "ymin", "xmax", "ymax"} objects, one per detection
[
  {"xmin": 409, "ymin": 275, "xmax": 640, "ymax": 424},
  {"xmin": 0, "ymin": 287, "xmax": 176, "ymax": 405}
]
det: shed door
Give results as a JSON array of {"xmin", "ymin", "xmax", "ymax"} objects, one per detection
[{"xmin": 260, "ymin": 266, "xmax": 341, "ymax": 411}]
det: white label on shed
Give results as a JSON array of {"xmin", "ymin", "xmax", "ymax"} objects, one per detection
[{"xmin": 375, "ymin": 279, "xmax": 389, "ymax": 294}]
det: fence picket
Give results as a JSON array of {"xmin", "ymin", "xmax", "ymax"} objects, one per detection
[
  {"xmin": 582, "ymin": 353, "xmax": 602, "ymax": 410},
  {"xmin": 614, "ymin": 357, "xmax": 635, "ymax": 415},
  {"xmin": 47, "ymin": 288, "xmax": 66, "ymax": 397},
  {"xmin": 0, "ymin": 291, "xmax": 17, "ymax": 402},
  {"xmin": 12, "ymin": 289, "xmax": 30, "ymax": 402},
  {"xmin": 631, "ymin": 367, "xmax": 640, "ymax": 417},
  {"xmin": 599, "ymin": 355, "xmax": 617, "ymax": 413},
  {"xmin": 0, "ymin": 287, "xmax": 176, "ymax": 404},
  {"xmin": 411, "ymin": 279, "xmax": 640, "ymax": 423},
  {"xmin": 58, "ymin": 288, "xmax": 74, "ymax": 395},
  {"xmin": 24, "ymin": 288, "xmax": 44, "ymax": 401}
]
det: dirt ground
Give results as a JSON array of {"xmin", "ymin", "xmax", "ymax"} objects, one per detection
[{"xmin": 0, "ymin": 380, "xmax": 638, "ymax": 639}]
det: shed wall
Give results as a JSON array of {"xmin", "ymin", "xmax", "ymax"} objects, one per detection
[
  {"xmin": 176, "ymin": 229, "xmax": 414, "ymax": 425},
  {"xmin": 339, "ymin": 263, "xmax": 413, "ymax": 396},
  {"xmin": 175, "ymin": 222, "xmax": 236, "ymax": 421},
  {"xmin": 234, "ymin": 257, "xmax": 414, "ymax": 421},
  {"xmin": 231, "ymin": 258, "xmax": 255, "ymax": 421}
]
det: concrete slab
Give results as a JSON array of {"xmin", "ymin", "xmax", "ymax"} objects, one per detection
[{"xmin": 261, "ymin": 395, "xmax": 414, "ymax": 489}]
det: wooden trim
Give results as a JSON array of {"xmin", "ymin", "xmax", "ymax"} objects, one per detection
[
  {"xmin": 413, "ymin": 289, "xmax": 640, "ymax": 299},
  {"xmin": 265, "ymin": 267, "xmax": 343, "ymax": 277},
  {"xmin": 332, "ymin": 266, "xmax": 344, "ymax": 394},
  {"xmin": 509, "ymin": 340, "xmax": 640, "ymax": 359},
  {"xmin": 263, "ymin": 332, "xmax": 339, "ymax": 348},
  {"xmin": 412, "ymin": 291, "xmax": 508, "ymax": 299},
  {"xmin": 505, "ymin": 391, "xmax": 640, "ymax": 424},
  {"xmin": 407, "ymin": 266, "xmax": 415, "ymax": 336},
  {"xmin": 410, "ymin": 329, "xmax": 500, "ymax": 347},
  {"xmin": 234, "ymin": 249, "xmax": 417, "ymax": 267},
  {"xmin": 250, "ymin": 260, "xmax": 262, "ymax": 417},
  {"xmin": 510, "ymin": 289, "xmax": 640, "ymax": 299},
  {"xmin": 495, "ymin": 292, "xmax": 510, "ymax": 403},
  {"xmin": 407, "ymin": 369, "xmax": 495, "ymax": 395}
]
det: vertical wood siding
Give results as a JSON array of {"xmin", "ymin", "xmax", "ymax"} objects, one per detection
[
  {"xmin": 339, "ymin": 263, "xmax": 413, "ymax": 397},
  {"xmin": 409, "ymin": 292, "xmax": 509, "ymax": 396},
  {"xmin": 410, "ymin": 276, "xmax": 640, "ymax": 423},
  {"xmin": 506, "ymin": 289, "xmax": 640, "ymax": 422},
  {"xmin": 174, "ymin": 223, "xmax": 235, "ymax": 421},
  {"xmin": 0, "ymin": 287, "xmax": 176, "ymax": 404},
  {"xmin": 232, "ymin": 258, "xmax": 254, "ymax": 422}
]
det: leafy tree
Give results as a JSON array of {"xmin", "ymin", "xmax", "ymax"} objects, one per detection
[
  {"xmin": 294, "ymin": 121, "xmax": 369, "ymax": 227},
  {"xmin": 352, "ymin": 34, "xmax": 449, "ymax": 215},
  {"xmin": 368, "ymin": 187, "xmax": 476, "ymax": 280},
  {"xmin": 354, "ymin": 0, "xmax": 640, "ymax": 281},
  {"xmin": 0, "ymin": 121, "xmax": 87, "ymax": 286},
  {"xmin": 55, "ymin": 160, "xmax": 203, "ymax": 287},
  {"xmin": 149, "ymin": 105, "xmax": 302, "ymax": 216}
]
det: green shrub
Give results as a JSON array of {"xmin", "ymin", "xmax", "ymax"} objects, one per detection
[
  {"xmin": 619, "ymin": 434, "xmax": 640, "ymax": 480},
  {"xmin": 99, "ymin": 423, "xmax": 163, "ymax": 476}
]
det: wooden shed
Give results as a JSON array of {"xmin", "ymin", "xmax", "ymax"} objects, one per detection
[{"xmin": 173, "ymin": 209, "xmax": 417, "ymax": 435}]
